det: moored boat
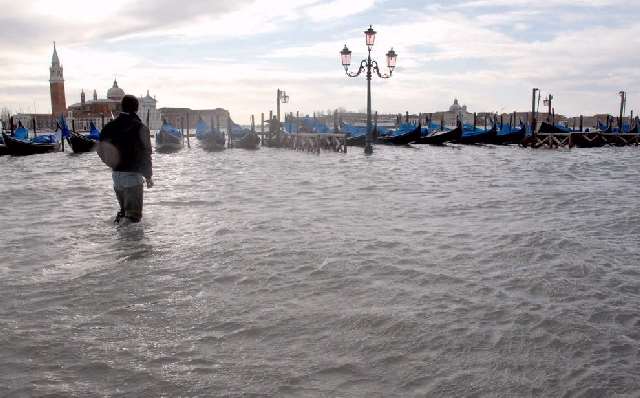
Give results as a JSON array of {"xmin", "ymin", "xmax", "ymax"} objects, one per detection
[
  {"xmin": 539, "ymin": 122, "xmax": 573, "ymax": 134},
  {"xmin": 195, "ymin": 118, "xmax": 225, "ymax": 151},
  {"xmin": 2, "ymin": 132, "xmax": 61, "ymax": 156},
  {"xmin": 378, "ymin": 123, "xmax": 421, "ymax": 145},
  {"xmin": 491, "ymin": 123, "xmax": 526, "ymax": 145},
  {"xmin": 156, "ymin": 121, "xmax": 184, "ymax": 152},
  {"xmin": 414, "ymin": 123, "xmax": 462, "ymax": 145},
  {"xmin": 1, "ymin": 122, "xmax": 61, "ymax": 156},
  {"xmin": 229, "ymin": 122, "xmax": 259, "ymax": 150},
  {"xmin": 0, "ymin": 133, "xmax": 8, "ymax": 156},
  {"xmin": 456, "ymin": 124, "xmax": 497, "ymax": 145},
  {"xmin": 234, "ymin": 131, "xmax": 260, "ymax": 150},
  {"xmin": 68, "ymin": 121, "xmax": 100, "ymax": 153},
  {"xmin": 345, "ymin": 134, "xmax": 366, "ymax": 146}
]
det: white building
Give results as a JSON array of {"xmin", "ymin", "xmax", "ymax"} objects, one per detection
[
  {"xmin": 138, "ymin": 90, "xmax": 162, "ymax": 130},
  {"xmin": 447, "ymin": 98, "xmax": 472, "ymax": 124}
]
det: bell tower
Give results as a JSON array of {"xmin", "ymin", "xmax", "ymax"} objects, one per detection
[{"xmin": 49, "ymin": 42, "xmax": 67, "ymax": 117}]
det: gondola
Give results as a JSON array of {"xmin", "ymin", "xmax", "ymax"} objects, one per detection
[
  {"xmin": 491, "ymin": 124, "xmax": 526, "ymax": 145},
  {"xmin": 68, "ymin": 133, "xmax": 96, "ymax": 153},
  {"xmin": 0, "ymin": 134, "xmax": 8, "ymax": 156},
  {"xmin": 2, "ymin": 132, "xmax": 60, "ymax": 156},
  {"xmin": 68, "ymin": 121, "xmax": 100, "ymax": 153},
  {"xmin": 234, "ymin": 131, "xmax": 260, "ymax": 150},
  {"xmin": 156, "ymin": 121, "xmax": 184, "ymax": 152},
  {"xmin": 340, "ymin": 123, "xmax": 367, "ymax": 146},
  {"xmin": 414, "ymin": 124, "xmax": 463, "ymax": 145},
  {"xmin": 454, "ymin": 123, "xmax": 498, "ymax": 145},
  {"xmin": 229, "ymin": 122, "xmax": 259, "ymax": 150},
  {"xmin": 538, "ymin": 122, "xmax": 573, "ymax": 135},
  {"xmin": 378, "ymin": 124, "xmax": 421, "ymax": 145},
  {"xmin": 597, "ymin": 121, "xmax": 612, "ymax": 133},
  {"xmin": 342, "ymin": 125, "xmax": 381, "ymax": 147},
  {"xmin": 345, "ymin": 134, "xmax": 366, "ymax": 146},
  {"xmin": 195, "ymin": 118, "xmax": 226, "ymax": 151},
  {"xmin": 201, "ymin": 135, "xmax": 226, "ymax": 151}
]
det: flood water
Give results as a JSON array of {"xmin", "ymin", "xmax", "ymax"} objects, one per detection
[{"xmin": 1, "ymin": 143, "xmax": 640, "ymax": 397}]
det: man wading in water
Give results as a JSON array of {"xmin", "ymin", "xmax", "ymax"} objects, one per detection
[{"xmin": 98, "ymin": 95, "xmax": 153, "ymax": 223}]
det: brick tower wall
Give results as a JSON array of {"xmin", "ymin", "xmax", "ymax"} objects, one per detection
[{"xmin": 50, "ymin": 81, "xmax": 67, "ymax": 117}]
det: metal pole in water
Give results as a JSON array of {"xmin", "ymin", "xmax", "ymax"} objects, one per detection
[{"xmin": 364, "ymin": 49, "xmax": 373, "ymax": 155}]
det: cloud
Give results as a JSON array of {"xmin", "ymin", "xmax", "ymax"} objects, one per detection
[
  {"xmin": 1, "ymin": 0, "xmax": 639, "ymax": 121},
  {"xmin": 304, "ymin": 0, "xmax": 376, "ymax": 22}
]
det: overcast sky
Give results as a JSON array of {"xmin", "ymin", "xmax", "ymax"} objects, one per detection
[{"xmin": 1, "ymin": 0, "xmax": 638, "ymax": 122}]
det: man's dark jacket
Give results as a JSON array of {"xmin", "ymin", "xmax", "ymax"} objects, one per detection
[{"xmin": 98, "ymin": 112, "xmax": 152, "ymax": 179}]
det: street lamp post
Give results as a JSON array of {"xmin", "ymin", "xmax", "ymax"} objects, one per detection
[{"xmin": 340, "ymin": 25, "xmax": 397, "ymax": 154}]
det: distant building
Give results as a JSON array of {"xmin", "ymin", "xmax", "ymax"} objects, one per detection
[
  {"xmin": 445, "ymin": 98, "xmax": 472, "ymax": 125},
  {"xmin": 138, "ymin": 90, "xmax": 162, "ymax": 130},
  {"xmin": 66, "ymin": 80, "xmax": 161, "ymax": 131},
  {"xmin": 49, "ymin": 42, "xmax": 67, "ymax": 117},
  {"xmin": 159, "ymin": 108, "xmax": 230, "ymax": 130},
  {"xmin": 67, "ymin": 80, "xmax": 124, "ymax": 130},
  {"xmin": 13, "ymin": 113, "xmax": 58, "ymax": 131}
]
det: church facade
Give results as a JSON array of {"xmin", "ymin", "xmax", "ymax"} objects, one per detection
[{"xmin": 138, "ymin": 91, "xmax": 162, "ymax": 130}]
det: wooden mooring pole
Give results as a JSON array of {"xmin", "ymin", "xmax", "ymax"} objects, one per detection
[
  {"xmin": 579, "ymin": 115, "xmax": 583, "ymax": 132},
  {"xmin": 227, "ymin": 116, "xmax": 233, "ymax": 148},
  {"xmin": 180, "ymin": 117, "xmax": 184, "ymax": 145},
  {"xmin": 186, "ymin": 112, "xmax": 190, "ymax": 148}
]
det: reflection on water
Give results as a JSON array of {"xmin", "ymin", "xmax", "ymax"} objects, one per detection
[
  {"xmin": 1, "ymin": 142, "xmax": 640, "ymax": 396},
  {"xmin": 114, "ymin": 222, "xmax": 153, "ymax": 262}
]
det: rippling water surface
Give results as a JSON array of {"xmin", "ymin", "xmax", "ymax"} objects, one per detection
[{"xmin": 1, "ymin": 143, "xmax": 640, "ymax": 397}]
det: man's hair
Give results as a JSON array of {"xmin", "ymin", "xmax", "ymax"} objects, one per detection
[{"xmin": 121, "ymin": 95, "xmax": 139, "ymax": 114}]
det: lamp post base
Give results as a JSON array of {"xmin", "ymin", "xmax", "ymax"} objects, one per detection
[{"xmin": 364, "ymin": 143, "xmax": 373, "ymax": 155}]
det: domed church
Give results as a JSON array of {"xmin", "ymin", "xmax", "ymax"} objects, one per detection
[
  {"xmin": 68, "ymin": 78, "xmax": 127, "ymax": 118},
  {"xmin": 107, "ymin": 79, "xmax": 125, "ymax": 101}
]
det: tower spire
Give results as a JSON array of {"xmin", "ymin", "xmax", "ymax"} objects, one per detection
[{"xmin": 51, "ymin": 41, "xmax": 60, "ymax": 66}]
